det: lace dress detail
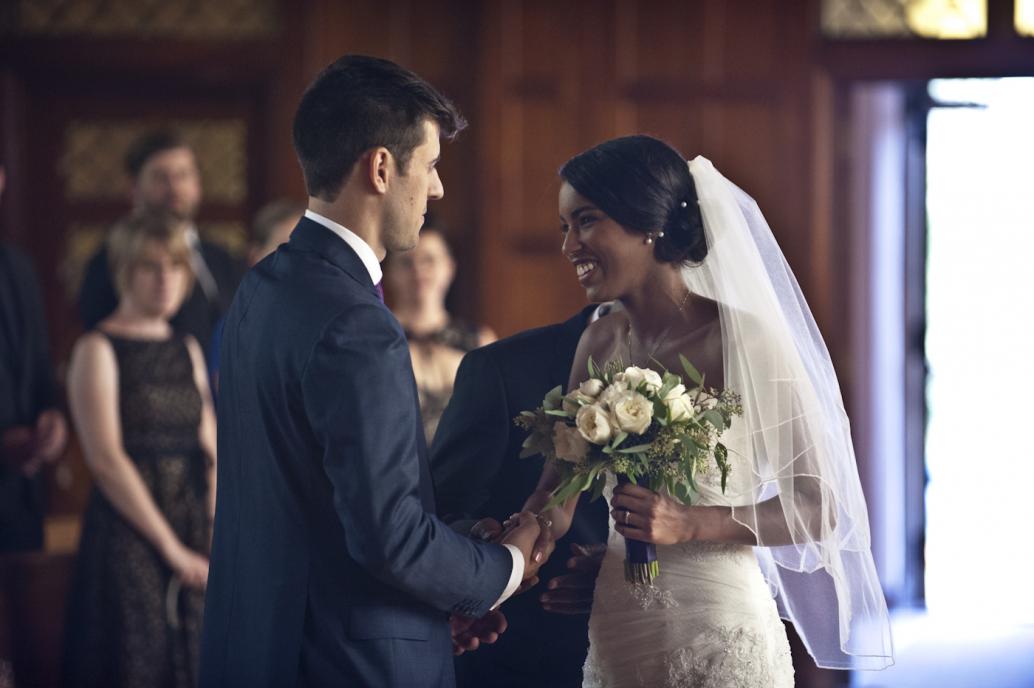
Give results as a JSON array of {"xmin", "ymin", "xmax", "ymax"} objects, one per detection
[
  {"xmin": 405, "ymin": 318, "xmax": 482, "ymax": 444},
  {"xmin": 663, "ymin": 622, "xmax": 794, "ymax": 688},
  {"xmin": 582, "ymin": 474, "xmax": 794, "ymax": 688},
  {"xmin": 62, "ymin": 334, "xmax": 209, "ymax": 688}
]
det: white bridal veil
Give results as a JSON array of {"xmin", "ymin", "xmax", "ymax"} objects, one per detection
[{"xmin": 683, "ymin": 157, "xmax": 893, "ymax": 670}]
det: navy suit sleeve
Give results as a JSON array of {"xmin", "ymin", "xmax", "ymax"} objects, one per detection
[
  {"xmin": 300, "ymin": 303, "xmax": 513, "ymax": 618},
  {"xmin": 430, "ymin": 347, "xmax": 510, "ymax": 522}
]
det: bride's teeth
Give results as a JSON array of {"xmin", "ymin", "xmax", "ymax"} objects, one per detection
[{"xmin": 576, "ymin": 262, "xmax": 597, "ymax": 278}]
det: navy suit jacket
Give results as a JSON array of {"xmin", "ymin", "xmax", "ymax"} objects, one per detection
[
  {"xmin": 199, "ymin": 217, "xmax": 513, "ymax": 688},
  {"xmin": 430, "ymin": 307, "xmax": 609, "ymax": 688}
]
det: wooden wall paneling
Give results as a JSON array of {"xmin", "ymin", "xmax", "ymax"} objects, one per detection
[
  {"xmin": 298, "ymin": 0, "xmax": 487, "ymax": 321},
  {"xmin": 407, "ymin": 0, "xmax": 484, "ymax": 321},
  {"xmin": 477, "ymin": 0, "xmax": 588, "ymax": 336},
  {"xmin": 261, "ymin": 2, "xmax": 308, "ymax": 204}
]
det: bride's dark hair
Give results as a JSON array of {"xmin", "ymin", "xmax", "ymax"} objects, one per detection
[{"xmin": 559, "ymin": 135, "xmax": 707, "ymax": 264}]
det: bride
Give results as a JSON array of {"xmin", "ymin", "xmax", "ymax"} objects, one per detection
[{"xmin": 521, "ymin": 136, "xmax": 893, "ymax": 686}]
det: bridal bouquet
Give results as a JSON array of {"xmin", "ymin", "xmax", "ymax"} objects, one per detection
[{"xmin": 515, "ymin": 356, "xmax": 742, "ymax": 584}]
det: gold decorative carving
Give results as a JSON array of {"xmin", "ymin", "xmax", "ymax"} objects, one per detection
[
  {"xmin": 59, "ymin": 119, "xmax": 247, "ymax": 204},
  {"xmin": 200, "ymin": 221, "xmax": 247, "ymax": 259},
  {"xmin": 12, "ymin": 0, "xmax": 278, "ymax": 39},
  {"xmin": 60, "ymin": 223, "xmax": 107, "ymax": 300},
  {"xmin": 821, "ymin": 0, "xmax": 987, "ymax": 39}
]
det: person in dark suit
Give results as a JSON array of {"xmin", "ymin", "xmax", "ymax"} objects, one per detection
[
  {"xmin": 77, "ymin": 130, "xmax": 244, "ymax": 352},
  {"xmin": 199, "ymin": 55, "xmax": 545, "ymax": 688},
  {"xmin": 430, "ymin": 305, "xmax": 610, "ymax": 687},
  {"xmin": 0, "ymin": 165, "xmax": 68, "ymax": 553}
]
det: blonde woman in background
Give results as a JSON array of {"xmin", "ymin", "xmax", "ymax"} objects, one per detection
[
  {"xmin": 62, "ymin": 211, "xmax": 217, "ymax": 688},
  {"xmin": 385, "ymin": 223, "xmax": 496, "ymax": 443}
]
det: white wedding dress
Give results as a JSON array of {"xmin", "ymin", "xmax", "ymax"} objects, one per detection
[
  {"xmin": 582, "ymin": 469, "xmax": 795, "ymax": 688},
  {"xmin": 578, "ymin": 154, "xmax": 892, "ymax": 685}
]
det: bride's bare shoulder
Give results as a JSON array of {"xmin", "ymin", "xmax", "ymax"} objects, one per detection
[
  {"xmin": 582, "ymin": 308, "xmax": 628, "ymax": 346},
  {"xmin": 569, "ymin": 309, "xmax": 627, "ymax": 386}
]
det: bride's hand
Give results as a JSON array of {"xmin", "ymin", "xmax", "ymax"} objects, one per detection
[{"xmin": 610, "ymin": 484, "xmax": 699, "ymax": 545}]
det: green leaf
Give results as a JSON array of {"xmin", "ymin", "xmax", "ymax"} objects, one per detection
[
  {"xmin": 682, "ymin": 434, "xmax": 704, "ymax": 452},
  {"xmin": 702, "ymin": 409, "xmax": 725, "ymax": 430},
  {"xmin": 587, "ymin": 356, "xmax": 598, "ymax": 379},
  {"xmin": 653, "ymin": 399, "xmax": 669, "ymax": 422},
  {"xmin": 589, "ymin": 473, "xmax": 606, "ymax": 502},
  {"xmin": 550, "ymin": 477, "xmax": 584, "ymax": 506},
  {"xmin": 545, "ymin": 409, "xmax": 571, "ymax": 417},
  {"xmin": 673, "ymin": 481, "xmax": 692, "ymax": 505},
  {"xmin": 610, "ymin": 431, "xmax": 628, "ymax": 449},
  {"xmin": 680, "ymin": 355, "xmax": 704, "ymax": 386},
  {"xmin": 715, "ymin": 442, "xmax": 730, "ymax": 493},
  {"xmin": 543, "ymin": 385, "xmax": 564, "ymax": 411},
  {"xmin": 683, "ymin": 460, "xmax": 699, "ymax": 493},
  {"xmin": 617, "ymin": 444, "xmax": 652, "ymax": 454}
]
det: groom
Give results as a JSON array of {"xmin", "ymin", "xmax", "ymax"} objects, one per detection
[{"xmin": 199, "ymin": 55, "xmax": 542, "ymax": 688}]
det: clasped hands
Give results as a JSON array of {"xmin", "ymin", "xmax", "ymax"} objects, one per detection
[
  {"xmin": 1, "ymin": 409, "xmax": 67, "ymax": 477},
  {"xmin": 450, "ymin": 510, "xmax": 553, "ymax": 655}
]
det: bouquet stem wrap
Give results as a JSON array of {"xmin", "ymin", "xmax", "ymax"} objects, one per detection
[{"xmin": 617, "ymin": 474, "xmax": 658, "ymax": 584}]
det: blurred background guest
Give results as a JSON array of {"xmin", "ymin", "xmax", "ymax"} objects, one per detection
[
  {"xmin": 62, "ymin": 211, "xmax": 216, "ymax": 688},
  {"xmin": 247, "ymin": 198, "xmax": 304, "ymax": 266},
  {"xmin": 384, "ymin": 223, "xmax": 496, "ymax": 444},
  {"xmin": 0, "ymin": 164, "xmax": 68, "ymax": 553},
  {"xmin": 77, "ymin": 130, "xmax": 245, "ymax": 353},
  {"xmin": 206, "ymin": 198, "xmax": 304, "ymax": 392}
]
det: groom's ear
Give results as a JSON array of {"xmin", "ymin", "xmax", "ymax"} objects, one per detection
[{"xmin": 365, "ymin": 147, "xmax": 392, "ymax": 196}]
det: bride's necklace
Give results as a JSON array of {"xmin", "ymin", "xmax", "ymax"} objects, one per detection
[{"xmin": 625, "ymin": 289, "xmax": 691, "ymax": 364}]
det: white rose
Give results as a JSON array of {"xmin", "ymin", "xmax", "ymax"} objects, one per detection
[
  {"xmin": 609, "ymin": 391, "xmax": 654, "ymax": 435},
  {"xmin": 617, "ymin": 366, "xmax": 646, "ymax": 390},
  {"xmin": 618, "ymin": 366, "xmax": 664, "ymax": 394},
  {"xmin": 579, "ymin": 379, "xmax": 605, "ymax": 398},
  {"xmin": 641, "ymin": 369, "xmax": 663, "ymax": 393},
  {"xmin": 576, "ymin": 404, "xmax": 613, "ymax": 445},
  {"xmin": 666, "ymin": 393, "xmax": 695, "ymax": 422},
  {"xmin": 664, "ymin": 383, "xmax": 687, "ymax": 400},
  {"xmin": 563, "ymin": 384, "xmax": 602, "ymax": 415},
  {"xmin": 552, "ymin": 422, "xmax": 590, "ymax": 464},
  {"xmin": 598, "ymin": 382, "xmax": 628, "ymax": 410}
]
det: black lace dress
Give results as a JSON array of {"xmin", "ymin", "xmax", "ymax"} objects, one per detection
[
  {"xmin": 62, "ymin": 333, "xmax": 210, "ymax": 688},
  {"xmin": 405, "ymin": 318, "xmax": 482, "ymax": 444}
]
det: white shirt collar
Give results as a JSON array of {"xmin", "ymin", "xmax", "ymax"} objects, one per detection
[{"xmin": 303, "ymin": 209, "xmax": 383, "ymax": 285}]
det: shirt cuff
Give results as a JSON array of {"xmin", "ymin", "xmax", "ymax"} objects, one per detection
[{"xmin": 492, "ymin": 544, "xmax": 525, "ymax": 609}]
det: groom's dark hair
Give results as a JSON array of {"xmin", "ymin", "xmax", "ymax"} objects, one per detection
[{"xmin": 293, "ymin": 55, "xmax": 467, "ymax": 201}]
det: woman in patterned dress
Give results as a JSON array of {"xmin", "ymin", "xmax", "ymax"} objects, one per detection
[{"xmin": 62, "ymin": 211, "xmax": 217, "ymax": 688}]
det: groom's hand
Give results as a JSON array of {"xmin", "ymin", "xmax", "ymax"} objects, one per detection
[
  {"xmin": 540, "ymin": 543, "xmax": 605, "ymax": 615},
  {"xmin": 469, "ymin": 517, "xmax": 503, "ymax": 542},
  {"xmin": 450, "ymin": 609, "xmax": 508, "ymax": 655}
]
